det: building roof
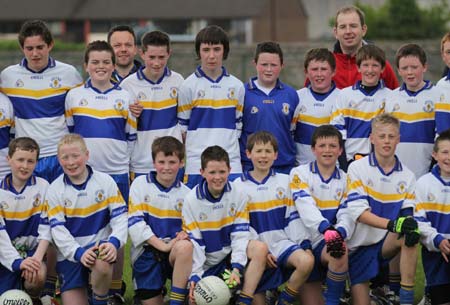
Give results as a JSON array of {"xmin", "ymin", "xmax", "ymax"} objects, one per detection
[{"xmin": 0, "ymin": 0, "xmax": 269, "ymax": 20}]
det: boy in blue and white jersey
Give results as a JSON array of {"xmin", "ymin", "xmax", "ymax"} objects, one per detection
[
  {"xmin": 337, "ymin": 113, "xmax": 419, "ymax": 305},
  {"xmin": 0, "ymin": 93, "xmax": 14, "ymax": 179},
  {"xmin": 386, "ymin": 43, "xmax": 447, "ymax": 179},
  {"xmin": 234, "ymin": 131, "xmax": 314, "ymax": 305},
  {"xmin": 414, "ymin": 130, "xmax": 450, "ymax": 305},
  {"xmin": 0, "ymin": 137, "xmax": 51, "ymax": 301},
  {"xmin": 295, "ymin": 48, "xmax": 340, "ymax": 165},
  {"xmin": 240, "ymin": 42, "xmax": 299, "ymax": 174},
  {"xmin": 177, "ymin": 25, "xmax": 244, "ymax": 188},
  {"xmin": 121, "ymin": 31, "xmax": 184, "ymax": 179},
  {"xmin": 435, "ymin": 33, "xmax": 450, "ymax": 133},
  {"xmin": 0, "ymin": 20, "xmax": 83, "ymax": 183},
  {"xmin": 65, "ymin": 40, "xmax": 136, "ymax": 203},
  {"xmin": 182, "ymin": 146, "xmax": 267, "ymax": 305},
  {"xmin": 47, "ymin": 134, "xmax": 128, "ymax": 305},
  {"xmin": 289, "ymin": 125, "xmax": 349, "ymax": 305},
  {"xmin": 330, "ymin": 44, "xmax": 390, "ymax": 170},
  {"xmin": 128, "ymin": 136, "xmax": 192, "ymax": 305}
]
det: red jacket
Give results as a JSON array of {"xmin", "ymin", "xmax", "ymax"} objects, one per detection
[{"xmin": 332, "ymin": 41, "xmax": 399, "ymax": 89}]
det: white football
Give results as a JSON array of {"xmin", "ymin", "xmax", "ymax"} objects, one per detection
[
  {"xmin": 194, "ymin": 275, "xmax": 232, "ymax": 305},
  {"xmin": 0, "ymin": 289, "xmax": 33, "ymax": 305}
]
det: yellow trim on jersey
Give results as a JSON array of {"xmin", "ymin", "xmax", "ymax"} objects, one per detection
[
  {"xmin": 2, "ymin": 87, "xmax": 72, "ymax": 98},
  {"xmin": 391, "ymin": 111, "xmax": 434, "ymax": 122},
  {"xmin": 289, "ymin": 181, "xmax": 309, "ymax": 190},
  {"xmin": 312, "ymin": 197, "xmax": 340, "ymax": 209},
  {"xmin": 184, "ymin": 212, "xmax": 249, "ymax": 231},
  {"xmin": 339, "ymin": 108, "xmax": 384, "ymax": 120},
  {"xmin": 349, "ymin": 179, "xmax": 413, "ymax": 202},
  {"xmin": 298, "ymin": 114, "xmax": 331, "ymax": 125},
  {"xmin": 48, "ymin": 195, "xmax": 122, "ymax": 217},
  {"xmin": 132, "ymin": 202, "xmax": 181, "ymax": 218},
  {"xmin": 416, "ymin": 202, "xmax": 450, "ymax": 213},
  {"xmin": 141, "ymin": 98, "xmax": 177, "ymax": 110},
  {"xmin": 66, "ymin": 107, "xmax": 128, "ymax": 118},
  {"xmin": 0, "ymin": 206, "xmax": 43, "ymax": 220},
  {"xmin": 247, "ymin": 199, "xmax": 287, "ymax": 212},
  {"xmin": 434, "ymin": 103, "xmax": 450, "ymax": 112},
  {"xmin": 178, "ymin": 99, "xmax": 239, "ymax": 112},
  {"xmin": 0, "ymin": 119, "xmax": 12, "ymax": 127}
]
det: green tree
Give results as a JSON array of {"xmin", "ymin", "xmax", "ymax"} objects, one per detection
[{"xmin": 355, "ymin": 0, "xmax": 449, "ymax": 39}]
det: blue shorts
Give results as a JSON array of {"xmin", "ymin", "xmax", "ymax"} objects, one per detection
[
  {"xmin": 0, "ymin": 265, "xmax": 22, "ymax": 294},
  {"xmin": 110, "ymin": 173, "xmax": 130, "ymax": 204},
  {"xmin": 133, "ymin": 246, "xmax": 172, "ymax": 291},
  {"xmin": 348, "ymin": 240, "xmax": 388, "ymax": 286},
  {"xmin": 422, "ymin": 247, "xmax": 450, "ymax": 287},
  {"xmin": 307, "ymin": 240, "xmax": 327, "ymax": 283},
  {"xmin": 35, "ymin": 155, "xmax": 62, "ymax": 183},
  {"xmin": 56, "ymin": 260, "xmax": 89, "ymax": 292},
  {"xmin": 184, "ymin": 174, "xmax": 241, "ymax": 189}
]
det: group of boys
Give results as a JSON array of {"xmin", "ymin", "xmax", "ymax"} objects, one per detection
[{"xmin": 0, "ymin": 4, "xmax": 450, "ymax": 305}]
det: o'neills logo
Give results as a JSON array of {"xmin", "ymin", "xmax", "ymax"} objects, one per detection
[
  {"xmin": 194, "ymin": 282, "xmax": 218, "ymax": 303},
  {"xmin": 2, "ymin": 299, "xmax": 32, "ymax": 305}
]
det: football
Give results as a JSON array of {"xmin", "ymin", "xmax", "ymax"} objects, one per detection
[
  {"xmin": 194, "ymin": 275, "xmax": 232, "ymax": 305},
  {"xmin": 0, "ymin": 289, "xmax": 33, "ymax": 305}
]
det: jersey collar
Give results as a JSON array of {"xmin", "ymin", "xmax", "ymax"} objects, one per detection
[
  {"xmin": 63, "ymin": 165, "xmax": 93, "ymax": 190},
  {"xmin": 352, "ymin": 80, "xmax": 386, "ymax": 95},
  {"xmin": 20, "ymin": 57, "xmax": 56, "ymax": 74},
  {"xmin": 309, "ymin": 161, "xmax": 341, "ymax": 183},
  {"xmin": 84, "ymin": 78, "xmax": 120, "ymax": 94},
  {"xmin": 308, "ymin": 82, "xmax": 337, "ymax": 101},
  {"xmin": 247, "ymin": 76, "xmax": 284, "ymax": 91},
  {"xmin": 136, "ymin": 66, "xmax": 171, "ymax": 84},
  {"xmin": 194, "ymin": 66, "xmax": 229, "ymax": 83},
  {"xmin": 369, "ymin": 152, "xmax": 403, "ymax": 175},
  {"xmin": 196, "ymin": 178, "xmax": 232, "ymax": 203},
  {"xmin": 399, "ymin": 80, "xmax": 433, "ymax": 96},
  {"xmin": 0, "ymin": 174, "xmax": 37, "ymax": 194},
  {"xmin": 431, "ymin": 165, "xmax": 450, "ymax": 186},
  {"xmin": 241, "ymin": 169, "xmax": 276, "ymax": 185},
  {"xmin": 147, "ymin": 171, "xmax": 181, "ymax": 192}
]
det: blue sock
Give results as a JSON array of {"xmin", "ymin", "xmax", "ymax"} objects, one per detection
[
  {"xmin": 277, "ymin": 285, "xmax": 298, "ymax": 305},
  {"xmin": 236, "ymin": 292, "xmax": 253, "ymax": 305},
  {"xmin": 169, "ymin": 286, "xmax": 188, "ymax": 305},
  {"xmin": 92, "ymin": 292, "xmax": 109, "ymax": 305},
  {"xmin": 389, "ymin": 273, "xmax": 401, "ymax": 294},
  {"xmin": 399, "ymin": 283, "xmax": 414, "ymax": 305},
  {"xmin": 324, "ymin": 270, "xmax": 347, "ymax": 305}
]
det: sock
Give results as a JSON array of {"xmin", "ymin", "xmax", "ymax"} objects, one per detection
[
  {"xmin": 389, "ymin": 273, "xmax": 401, "ymax": 295},
  {"xmin": 41, "ymin": 275, "xmax": 57, "ymax": 297},
  {"xmin": 277, "ymin": 285, "xmax": 298, "ymax": 305},
  {"xmin": 92, "ymin": 292, "xmax": 109, "ymax": 305},
  {"xmin": 236, "ymin": 292, "xmax": 253, "ymax": 305},
  {"xmin": 169, "ymin": 286, "xmax": 188, "ymax": 305},
  {"xmin": 324, "ymin": 270, "xmax": 347, "ymax": 305},
  {"xmin": 399, "ymin": 283, "xmax": 414, "ymax": 305},
  {"xmin": 109, "ymin": 279, "xmax": 122, "ymax": 296}
]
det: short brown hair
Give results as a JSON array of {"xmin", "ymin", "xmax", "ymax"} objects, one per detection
[
  {"xmin": 195, "ymin": 25, "xmax": 230, "ymax": 60},
  {"xmin": 8, "ymin": 137, "xmax": 40, "ymax": 159},
  {"xmin": 246, "ymin": 131, "xmax": 278, "ymax": 153},
  {"xmin": 395, "ymin": 43, "xmax": 427, "ymax": 67},
  {"xmin": 311, "ymin": 125, "xmax": 343, "ymax": 148},
  {"xmin": 18, "ymin": 20, "xmax": 53, "ymax": 48},
  {"xmin": 84, "ymin": 40, "xmax": 115, "ymax": 65},
  {"xmin": 304, "ymin": 48, "xmax": 336, "ymax": 71},
  {"xmin": 356, "ymin": 44, "xmax": 386, "ymax": 68},
  {"xmin": 200, "ymin": 146, "xmax": 230, "ymax": 170},
  {"xmin": 151, "ymin": 136, "xmax": 184, "ymax": 161},
  {"xmin": 335, "ymin": 6, "xmax": 365, "ymax": 27}
]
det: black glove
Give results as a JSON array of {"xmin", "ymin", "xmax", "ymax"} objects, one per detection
[
  {"xmin": 404, "ymin": 229, "xmax": 420, "ymax": 247},
  {"xmin": 387, "ymin": 216, "xmax": 418, "ymax": 234}
]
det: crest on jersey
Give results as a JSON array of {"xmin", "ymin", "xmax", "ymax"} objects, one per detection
[
  {"xmin": 64, "ymin": 199, "xmax": 72, "ymax": 207},
  {"xmin": 367, "ymin": 179, "xmax": 374, "ymax": 188},
  {"xmin": 197, "ymin": 90, "xmax": 205, "ymax": 99},
  {"xmin": 275, "ymin": 187, "xmax": 286, "ymax": 199},
  {"xmin": 396, "ymin": 181, "xmax": 407, "ymax": 194},
  {"xmin": 15, "ymin": 79, "xmax": 24, "ymax": 87},
  {"xmin": 334, "ymin": 188, "xmax": 343, "ymax": 201},
  {"xmin": 380, "ymin": 99, "xmax": 386, "ymax": 110},
  {"xmin": 0, "ymin": 108, "xmax": 4, "ymax": 121},
  {"xmin": 79, "ymin": 99, "xmax": 88, "ymax": 106},
  {"xmin": 0, "ymin": 201, "xmax": 9, "ymax": 210},
  {"xmin": 427, "ymin": 192, "xmax": 436, "ymax": 202},
  {"xmin": 228, "ymin": 203, "xmax": 237, "ymax": 217},
  {"xmin": 33, "ymin": 193, "xmax": 42, "ymax": 207},
  {"xmin": 282, "ymin": 103, "xmax": 290, "ymax": 115},
  {"xmin": 95, "ymin": 189, "xmax": 105, "ymax": 202},
  {"xmin": 174, "ymin": 199, "xmax": 184, "ymax": 212},
  {"xmin": 114, "ymin": 99, "xmax": 125, "ymax": 111},
  {"xmin": 144, "ymin": 195, "xmax": 151, "ymax": 203},
  {"xmin": 349, "ymin": 100, "xmax": 357, "ymax": 108},
  {"xmin": 251, "ymin": 106, "xmax": 259, "ymax": 114},
  {"xmin": 299, "ymin": 105, "xmax": 307, "ymax": 113},
  {"xmin": 137, "ymin": 92, "xmax": 147, "ymax": 100},
  {"xmin": 392, "ymin": 103, "xmax": 400, "ymax": 111},
  {"xmin": 170, "ymin": 87, "xmax": 178, "ymax": 98},
  {"xmin": 227, "ymin": 88, "xmax": 235, "ymax": 99},
  {"xmin": 423, "ymin": 100, "xmax": 434, "ymax": 113},
  {"xmin": 50, "ymin": 77, "xmax": 62, "ymax": 89},
  {"xmin": 199, "ymin": 212, "xmax": 207, "ymax": 221},
  {"xmin": 290, "ymin": 174, "xmax": 301, "ymax": 189}
]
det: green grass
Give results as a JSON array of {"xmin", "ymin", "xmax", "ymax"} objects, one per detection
[{"xmin": 121, "ymin": 241, "xmax": 426, "ymax": 305}]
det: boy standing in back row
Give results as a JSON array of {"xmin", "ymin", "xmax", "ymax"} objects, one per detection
[{"xmin": 178, "ymin": 25, "xmax": 244, "ymax": 188}]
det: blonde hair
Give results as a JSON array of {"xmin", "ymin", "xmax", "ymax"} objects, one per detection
[
  {"xmin": 441, "ymin": 32, "xmax": 450, "ymax": 52},
  {"xmin": 371, "ymin": 113, "xmax": 400, "ymax": 131},
  {"xmin": 57, "ymin": 134, "xmax": 88, "ymax": 154}
]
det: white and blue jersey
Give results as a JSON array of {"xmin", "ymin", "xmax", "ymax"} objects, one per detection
[
  {"xmin": 295, "ymin": 84, "xmax": 339, "ymax": 165},
  {"xmin": 386, "ymin": 81, "xmax": 445, "ymax": 178},
  {"xmin": 240, "ymin": 78, "xmax": 299, "ymax": 172},
  {"xmin": 414, "ymin": 166, "xmax": 450, "ymax": 287},
  {"xmin": 128, "ymin": 172, "xmax": 190, "ymax": 264},
  {"xmin": 435, "ymin": 76, "xmax": 450, "ymax": 134},
  {"xmin": 338, "ymin": 153, "xmax": 416, "ymax": 251},
  {"xmin": 233, "ymin": 170, "xmax": 301, "ymax": 259},
  {"xmin": 330, "ymin": 81, "xmax": 389, "ymax": 161},
  {"xmin": 0, "ymin": 93, "xmax": 13, "ymax": 178},
  {"xmin": 181, "ymin": 179, "xmax": 249, "ymax": 283},
  {"xmin": 0, "ymin": 175, "xmax": 50, "ymax": 272},
  {"xmin": 177, "ymin": 67, "xmax": 244, "ymax": 176},
  {"xmin": 47, "ymin": 167, "xmax": 128, "ymax": 262},
  {"xmin": 120, "ymin": 67, "xmax": 184, "ymax": 174},
  {"xmin": 0, "ymin": 57, "xmax": 82, "ymax": 157},
  {"xmin": 289, "ymin": 162, "xmax": 347, "ymax": 248},
  {"xmin": 65, "ymin": 80, "xmax": 137, "ymax": 175}
]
